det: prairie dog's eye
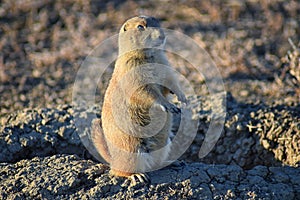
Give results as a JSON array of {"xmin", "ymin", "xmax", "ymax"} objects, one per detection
[{"xmin": 137, "ymin": 25, "xmax": 145, "ymax": 31}]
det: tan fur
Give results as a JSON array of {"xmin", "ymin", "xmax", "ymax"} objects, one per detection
[{"xmin": 92, "ymin": 16, "xmax": 186, "ymax": 178}]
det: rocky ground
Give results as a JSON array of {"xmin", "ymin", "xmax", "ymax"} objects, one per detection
[
  {"xmin": 0, "ymin": 95, "xmax": 299, "ymax": 199},
  {"xmin": 0, "ymin": 0, "xmax": 299, "ymax": 199},
  {"xmin": 1, "ymin": 154, "xmax": 299, "ymax": 199}
]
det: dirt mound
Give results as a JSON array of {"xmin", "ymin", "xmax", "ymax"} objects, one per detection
[{"xmin": 1, "ymin": 94, "xmax": 298, "ymax": 168}]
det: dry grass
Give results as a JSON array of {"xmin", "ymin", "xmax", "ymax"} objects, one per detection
[
  {"xmin": 276, "ymin": 39, "xmax": 300, "ymax": 94},
  {"xmin": 0, "ymin": 0, "xmax": 299, "ymax": 119}
]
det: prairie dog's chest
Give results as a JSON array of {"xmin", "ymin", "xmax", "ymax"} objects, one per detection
[{"xmin": 114, "ymin": 58, "xmax": 168, "ymax": 87}]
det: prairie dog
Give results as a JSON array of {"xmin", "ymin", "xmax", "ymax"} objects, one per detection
[{"xmin": 92, "ymin": 16, "xmax": 186, "ymax": 183}]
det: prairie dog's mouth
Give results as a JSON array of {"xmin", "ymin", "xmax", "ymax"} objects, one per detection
[{"xmin": 151, "ymin": 37, "xmax": 166, "ymax": 48}]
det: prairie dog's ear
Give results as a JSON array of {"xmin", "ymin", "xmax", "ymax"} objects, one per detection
[{"xmin": 123, "ymin": 23, "xmax": 127, "ymax": 32}]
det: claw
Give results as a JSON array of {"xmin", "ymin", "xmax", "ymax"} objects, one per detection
[
  {"xmin": 160, "ymin": 105, "xmax": 166, "ymax": 112},
  {"xmin": 163, "ymin": 104, "xmax": 181, "ymax": 114},
  {"xmin": 170, "ymin": 106, "xmax": 181, "ymax": 114}
]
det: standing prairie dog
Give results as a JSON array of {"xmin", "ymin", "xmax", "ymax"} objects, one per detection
[{"xmin": 92, "ymin": 16, "xmax": 186, "ymax": 183}]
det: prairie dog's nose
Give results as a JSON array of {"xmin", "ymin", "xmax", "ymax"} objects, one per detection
[{"xmin": 159, "ymin": 29, "xmax": 165, "ymax": 40}]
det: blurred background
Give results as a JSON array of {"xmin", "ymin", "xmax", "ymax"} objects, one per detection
[{"xmin": 0, "ymin": 0, "xmax": 299, "ymax": 124}]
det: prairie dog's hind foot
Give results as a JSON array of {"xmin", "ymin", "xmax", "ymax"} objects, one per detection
[
  {"xmin": 111, "ymin": 169, "xmax": 150, "ymax": 187},
  {"xmin": 129, "ymin": 173, "xmax": 150, "ymax": 186}
]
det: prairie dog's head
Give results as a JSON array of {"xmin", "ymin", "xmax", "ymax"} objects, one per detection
[{"xmin": 119, "ymin": 16, "xmax": 165, "ymax": 54}]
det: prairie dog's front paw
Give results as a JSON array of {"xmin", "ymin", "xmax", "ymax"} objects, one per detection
[
  {"xmin": 163, "ymin": 103, "xmax": 181, "ymax": 114},
  {"xmin": 177, "ymin": 93, "xmax": 187, "ymax": 104},
  {"xmin": 153, "ymin": 101, "xmax": 181, "ymax": 114}
]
